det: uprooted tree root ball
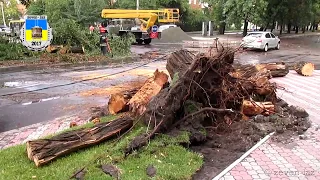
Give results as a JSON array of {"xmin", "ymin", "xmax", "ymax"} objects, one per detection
[{"xmin": 123, "ymin": 47, "xmax": 311, "ymax": 175}]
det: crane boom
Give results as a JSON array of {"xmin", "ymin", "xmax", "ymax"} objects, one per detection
[{"xmin": 101, "ymin": 8, "xmax": 179, "ymax": 23}]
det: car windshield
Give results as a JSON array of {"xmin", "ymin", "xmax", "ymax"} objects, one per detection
[{"xmin": 246, "ymin": 33, "xmax": 263, "ymax": 37}]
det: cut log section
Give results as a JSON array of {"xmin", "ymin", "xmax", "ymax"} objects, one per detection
[
  {"xmin": 26, "ymin": 117, "xmax": 133, "ymax": 167},
  {"xmin": 294, "ymin": 61, "xmax": 315, "ymax": 76},
  {"xmin": 166, "ymin": 49, "xmax": 194, "ymax": 79},
  {"xmin": 128, "ymin": 69, "xmax": 169, "ymax": 115},
  {"xmin": 255, "ymin": 62, "xmax": 289, "ymax": 77},
  {"xmin": 46, "ymin": 45, "xmax": 63, "ymax": 53},
  {"xmin": 108, "ymin": 88, "xmax": 140, "ymax": 115},
  {"xmin": 59, "ymin": 46, "xmax": 85, "ymax": 54},
  {"xmin": 242, "ymin": 100, "xmax": 275, "ymax": 116}
]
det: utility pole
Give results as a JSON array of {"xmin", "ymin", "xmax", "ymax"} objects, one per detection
[
  {"xmin": 1, "ymin": 1, "xmax": 6, "ymax": 26},
  {"xmin": 136, "ymin": 0, "xmax": 139, "ymax": 10}
]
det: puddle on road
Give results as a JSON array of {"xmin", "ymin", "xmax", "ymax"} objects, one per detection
[{"xmin": 3, "ymin": 81, "xmax": 51, "ymax": 89}]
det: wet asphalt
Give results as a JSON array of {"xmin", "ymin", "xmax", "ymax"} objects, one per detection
[{"xmin": 0, "ymin": 35, "xmax": 319, "ymax": 133}]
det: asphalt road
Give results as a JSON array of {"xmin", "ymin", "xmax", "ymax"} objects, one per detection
[{"xmin": 0, "ymin": 35, "xmax": 319, "ymax": 133}]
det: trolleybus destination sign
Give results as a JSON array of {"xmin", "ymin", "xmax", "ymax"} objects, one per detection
[{"xmin": 20, "ymin": 15, "xmax": 53, "ymax": 51}]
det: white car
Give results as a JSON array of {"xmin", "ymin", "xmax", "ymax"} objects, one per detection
[
  {"xmin": 157, "ymin": 24, "xmax": 177, "ymax": 33},
  {"xmin": 241, "ymin": 32, "xmax": 280, "ymax": 52}
]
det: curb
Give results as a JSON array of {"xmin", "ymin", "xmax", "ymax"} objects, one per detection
[
  {"xmin": 212, "ymin": 132, "xmax": 275, "ymax": 180},
  {"xmin": 0, "ymin": 56, "xmax": 142, "ymax": 74}
]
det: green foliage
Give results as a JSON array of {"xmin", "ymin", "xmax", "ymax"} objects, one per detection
[
  {"xmin": 0, "ymin": 37, "xmax": 40, "ymax": 61},
  {"xmin": 107, "ymin": 33, "xmax": 135, "ymax": 57},
  {"xmin": 0, "ymin": 0, "xmax": 20, "ymax": 25}
]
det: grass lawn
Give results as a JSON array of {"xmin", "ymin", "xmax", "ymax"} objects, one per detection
[{"xmin": 0, "ymin": 116, "xmax": 203, "ymax": 180}]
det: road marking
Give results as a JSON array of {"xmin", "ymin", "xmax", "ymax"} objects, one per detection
[{"xmin": 21, "ymin": 96, "xmax": 60, "ymax": 106}]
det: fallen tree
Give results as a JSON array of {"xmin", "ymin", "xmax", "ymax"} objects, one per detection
[
  {"xmin": 26, "ymin": 116, "xmax": 133, "ymax": 167},
  {"xmin": 125, "ymin": 47, "xmax": 277, "ymax": 154}
]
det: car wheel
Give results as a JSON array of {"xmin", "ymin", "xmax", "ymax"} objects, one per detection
[
  {"xmin": 264, "ymin": 44, "xmax": 268, "ymax": 52},
  {"xmin": 136, "ymin": 39, "xmax": 143, "ymax": 45},
  {"xmin": 276, "ymin": 42, "xmax": 280, "ymax": 50}
]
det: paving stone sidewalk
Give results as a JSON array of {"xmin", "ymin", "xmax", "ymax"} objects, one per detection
[
  {"xmin": 0, "ymin": 115, "xmax": 87, "ymax": 150},
  {"xmin": 220, "ymin": 71, "xmax": 320, "ymax": 180}
]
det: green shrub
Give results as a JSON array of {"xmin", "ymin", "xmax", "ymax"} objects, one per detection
[{"xmin": 107, "ymin": 33, "xmax": 136, "ymax": 57}]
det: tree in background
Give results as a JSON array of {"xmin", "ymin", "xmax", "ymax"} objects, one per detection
[
  {"xmin": 224, "ymin": 0, "xmax": 268, "ymax": 36},
  {"xmin": 0, "ymin": 0, "xmax": 20, "ymax": 25}
]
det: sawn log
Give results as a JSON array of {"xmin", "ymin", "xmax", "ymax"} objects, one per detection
[
  {"xmin": 242, "ymin": 100, "xmax": 275, "ymax": 116},
  {"xmin": 46, "ymin": 45, "xmax": 63, "ymax": 53},
  {"xmin": 26, "ymin": 117, "xmax": 133, "ymax": 167},
  {"xmin": 255, "ymin": 62, "xmax": 289, "ymax": 77},
  {"xmin": 166, "ymin": 49, "xmax": 194, "ymax": 79},
  {"xmin": 59, "ymin": 46, "xmax": 85, "ymax": 54},
  {"xmin": 108, "ymin": 88, "xmax": 140, "ymax": 115},
  {"xmin": 128, "ymin": 69, "xmax": 169, "ymax": 115},
  {"xmin": 294, "ymin": 61, "xmax": 314, "ymax": 76}
]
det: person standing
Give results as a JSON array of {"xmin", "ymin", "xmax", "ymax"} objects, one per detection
[{"xmin": 89, "ymin": 25, "xmax": 95, "ymax": 34}]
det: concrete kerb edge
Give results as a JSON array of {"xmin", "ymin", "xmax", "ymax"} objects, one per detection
[{"xmin": 212, "ymin": 132, "xmax": 275, "ymax": 180}]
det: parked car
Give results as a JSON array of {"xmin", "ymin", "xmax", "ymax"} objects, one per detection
[
  {"xmin": 241, "ymin": 32, "xmax": 280, "ymax": 52},
  {"xmin": 157, "ymin": 24, "xmax": 177, "ymax": 33}
]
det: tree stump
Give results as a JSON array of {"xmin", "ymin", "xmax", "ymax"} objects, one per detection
[
  {"xmin": 255, "ymin": 62, "xmax": 289, "ymax": 77},
  {"xmin": 26, "ymin": 117, "xmax": 133, "ymax": 167},
  {"xmin": 294, "ymin": 61, "xmax": 314, "ymax": 76},
  {"xmin": 166, "ymin": 49, "xmax": 194, "ymax": 79}
]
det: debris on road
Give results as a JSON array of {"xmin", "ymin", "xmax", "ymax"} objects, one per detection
[
  {"xmin": 25, "ymin": 45, "xmax": 312, "ymax": 177},
  {"xmin": 255, "ymin": 62, "xmax": 289, "ymax": 77},
  {"xmin": 294, "ymin": 61, "xmax": 315, "ymax": 76}
]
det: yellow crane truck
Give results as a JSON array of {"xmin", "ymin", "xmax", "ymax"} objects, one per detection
[{"xmin": 101, "ymin": 8, "xmax": 179, "ymax": 44}]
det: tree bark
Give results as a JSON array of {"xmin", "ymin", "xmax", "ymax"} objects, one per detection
[
  {"xmin": 255, "ymin": 62, "xmax": 289, "ymax": 78},
  {"xmin": 218, "ymin": 22, "xmax": 226, "ymax": 35},
  {"xmin": 26, "ymin": 117, "xmax": 134, "ymax": 167},
  {"xmin": 243, "ymin": 19, "xmax": 249, "ymax": 37},
  {"xmin": 294, "ymin": 61, "xmax": 315, "ymax": 76},
  {"xmin": 166, "ymin": 49, "xmax": 194, "ymax": 79}
]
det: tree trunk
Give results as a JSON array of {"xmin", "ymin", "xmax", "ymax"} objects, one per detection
[
  {"xmin": 287, "ymin": 23, "xmax": 291, "ymax": 33},
  {"xmin": 243, "ymin": 19, "xmax": 249, "ymax": 37},
  {"xmin": 294, "ymin": 61, "xmax": 315, "ymax": 76},
  {"xmin": 271, "ymin": 20, "xmax": 275, "ymax": 32},
  {"xmin": 128, "ymin": 69, "xmax": 169, "ymax": 115},
  {"xmin": 295, "ymin": 26, "xmax": 299, "ymax": 34},
  {"xmin": 302, "ymin": 26, "xmax": 306, "ymax": 33},
  {"xmin": 60, "ymin": 46, "xmax": 85, "ymax": 54},
  {"xmin": 166, "ymin": 49, "xmax": 194, "ymax": 79},
  {"xmin": 280, "ymin": 24, "xmax": 283, "ymax": 35},
  {"xmin": 108, "ymin": 88, "xmax": 140, "ymax": 115},
  {"xmin": 218, "ymin": 22, "xmax": 226, "ymax": 35},
  {"xmin": 26, "ymin": 117, "xmax": 134, "ymax": 167},
  {"xmin": 255, "ymin": 62, "xmax": 289, "ymax": 77},
  {"xmin": 242, "ymin": 100, "xmax": 275, "ymax": 116}
]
